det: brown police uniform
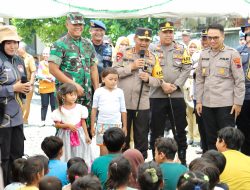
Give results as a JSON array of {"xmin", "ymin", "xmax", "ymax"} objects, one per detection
[
  {"xmin": 196, "ymin": 45, "xmax": 245, "ymax": 150},
  {"xmin": 149, "ymin": 21, "xmax": 192, "ymax": 165},
  {"xmin": 113, "ymin": 28, "xmax": 159, "ymax": 159}
]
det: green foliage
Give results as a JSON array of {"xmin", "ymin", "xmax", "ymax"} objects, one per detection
[{"xmin": 11, "ymin": 17, "xmax": 166, "ymax": 45}]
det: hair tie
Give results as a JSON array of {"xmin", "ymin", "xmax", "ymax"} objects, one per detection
[
  {"xmin": 203, "ymin": 175, "xmax": 209, "ymax": 181},
  {"xmin": 75, "ymin": 175, "xmax": 79, "ymax": 180},
  {"xmin": 145, "ymin": 168, "xmax": 158, "ymax": 183},
  {"xmin": 184, "ymin": 173, "xmax": 190, "ymax": 180},
  {"xmin": 112, "ymin": 162, "xmax": 118, "ymax": 171}
]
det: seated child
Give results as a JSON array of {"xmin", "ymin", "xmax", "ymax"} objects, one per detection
[
  {"xmin": 154, "ymin": 137, "xmax": 187, "ymax": 190},
  {"xmin": 138, "ymin": 161, "xmax": 163, "ymax": 190},
  {"xmin": 91, "ymin": 127, "xmax": 125, "ymax": 189},
  {"xmin": 41, "ymin": 136, "xmax": 68, "ymax": 186},
  {"xmin": 39, "ymin": 176, "xmax": 62, "ymax": 190},
  {"xmin": 71, "ymin": 174, "xmax": 102, "ymax": 190}
]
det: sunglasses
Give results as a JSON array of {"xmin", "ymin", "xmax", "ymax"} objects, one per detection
[{"xmin": 207, "ymin": 36, "xmax": 220, "ymax": 41}]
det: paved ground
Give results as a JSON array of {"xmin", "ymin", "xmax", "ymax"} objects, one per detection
[{"xmin": 24, "ymin": 92, "xmax": 201, "ymax": 164}]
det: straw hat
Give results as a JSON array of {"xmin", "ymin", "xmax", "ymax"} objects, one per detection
[{"xmin": 0, "ymin": 25, "xmax": 21, "ymax": 43}]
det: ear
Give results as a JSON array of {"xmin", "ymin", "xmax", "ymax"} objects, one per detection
[
  {"xmin": 159, "ymin": 152, "xmax": 166, "ymax": 160},
  {"xmin": 221, "ymin": 139, "xmax": 228, "ymax": 150}
]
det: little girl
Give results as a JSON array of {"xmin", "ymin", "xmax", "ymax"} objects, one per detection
[
  {"xmin": 91, "ymin": 67, "xmax": 127, "ymax": 155},
  {"xmin": 51, "ymin": 83, "xmax": 92, "ymax": 166}
]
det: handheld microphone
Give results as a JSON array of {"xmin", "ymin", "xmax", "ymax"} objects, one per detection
[
  {"xmin": 21, "ymin": 76, "xmax": 28, "ymax": 83},
  {"xmin": 139, "ymin": 49, "xmax": 145, "ymax": 58}
]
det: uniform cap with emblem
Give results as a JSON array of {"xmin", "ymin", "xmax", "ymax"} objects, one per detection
[
  {"xmin": 67, "ymin": 12, "xmax": 85, "ymax": 25},
  {"xmin": 201, "ymin": 29, "xmax": 208, "ymax": 37},
  {"xmin": 182, "ymin": 29, "xmax": 191, "ymax": 36},
  {"xmin": 241, "ymin": 18, "xmax": 250, "ymax": 33},
  {"xmin": 0, "ymin": 25, "xmax": 21, "ymax": 43},
  {"xmin": 90, "ymin": 20, "xmax": 106, "ymax": 31},
  {"xmin": 159, "ymin": 21, "xmax": 174, "ymax": 31},
  {"xmin": 135, "ymin": 27, "xmax": 152, "ymax": 40}
]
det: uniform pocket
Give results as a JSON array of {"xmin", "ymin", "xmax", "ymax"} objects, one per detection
[
  {"xmin": 201, "ymin": 61, "xmax": 210, "ymax": 77},
  {"xmin": 215, "ymin": 61, "xmax": 230, "ymax": 78}
]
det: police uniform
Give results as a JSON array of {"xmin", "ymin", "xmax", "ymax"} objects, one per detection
[
  {"xmin": 49, "ymin": 13, "xmax": 98, "ymax": 127},
  {"xmin": 113, "ymin": 28, "xmax": 158, "ymax": 159},
  {"xmin": 90, "ymin": 20, "xmax": 113, "ymax": 79},
  {"xmin": 236, "ymin": 32, "xmax": 250, "ymax": 155},
  {"xmin": 149, "ymin": 22, "xmax": 192, "ymax": 165},
  {"xmin": 196, "ymin": 45, "xmax": 245, "ymax": 150}
]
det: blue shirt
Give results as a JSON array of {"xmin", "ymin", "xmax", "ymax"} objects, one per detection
[{"xmin": 47, "ymin": 159, "xmax": 68, "ymax": 186}]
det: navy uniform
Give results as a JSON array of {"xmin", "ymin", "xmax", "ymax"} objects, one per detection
[
  {"xmin": 236, "ymin": 32, "xmax": 250, "ymax": 155},
  {"xmin": 149, "ymin": 22, "xmax": 192, "ymax": 165},
  {"xmin": 196, "ymin": 42, "xmax": 245, "ymax": 150},
  {"xmin": 90, "ymin": 20, "xmax": 113, "ymax": 79},
  {"xmin": 113, "ymin": 28, "xmax": 159, "ymax": 159}
]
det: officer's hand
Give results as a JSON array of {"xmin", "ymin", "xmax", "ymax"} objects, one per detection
[
  {"xmin": 230, "ymin": 104, "xmax": 241, "ymax": 120},
  {"xmin": 196, "ymin": 103, "xmax": 202, "ymax": 116},
  {"xmin": 162, "ymin": 82, "xmax": 174, "ymax": 94},
  {"xmin": 139, "ymin": 72, "xmax": 149, "ymax": 82},
  {"xmin": 131, "ymin": 59, "xmax": 145, "ymax": 70},
  {"xmin": 74, "ymin": 83, "xmax": 84, "ymax": 97},
  {"xmin": 13, "ymin": 81, "xmax": 31, "ymax": 94}
]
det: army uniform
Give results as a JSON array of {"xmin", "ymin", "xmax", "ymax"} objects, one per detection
[
  {"xmin": 49, "ymin": 14, "xmax": 98, "ymax": 128},
  {"xmin": 113, "ymin": 28, "xmax": 159, "ymax": 159},
  {"xmin": 196, "ymin": 45, "xmax": 245, "ymax": 150},
  {"xmin": 236, "ymin": 33, "xmax": 250, "ymax": 155},
  {"xmin": 149, "ymin": 22, "xmax": 192, "ymax": 165}
]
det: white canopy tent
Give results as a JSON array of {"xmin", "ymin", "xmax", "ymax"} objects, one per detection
[{"xmin": 0, "ymin": 0, "xmax": 249, "ymax": 19}]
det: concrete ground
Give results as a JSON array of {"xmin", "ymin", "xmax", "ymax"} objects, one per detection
[{"xmin": 24, "ymin": 92, "xmax": 201, "ymax": 164}]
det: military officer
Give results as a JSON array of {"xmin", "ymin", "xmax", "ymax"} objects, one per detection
[
  {"xmin": 113, "ymin": 27, "xmax": 159, "ymax": 159},
  {"xmin": 89, "ymin": 20, "xmax": 113, "ymax": 80},
  {"xmin": 49, "ymin": 12, "xmax": 99, "ymax": 128},
  {"xmin": 149, "ymin": 21, "xmax": 192, "ymax": 165},
  {"xmin": 196, "ymin": 23, "xmax": 245, "ymax": 150}
]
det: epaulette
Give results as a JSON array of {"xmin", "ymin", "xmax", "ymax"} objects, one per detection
[{"xmin": 173, "ymin": 41, "xmax": 184, "ymax": 51}]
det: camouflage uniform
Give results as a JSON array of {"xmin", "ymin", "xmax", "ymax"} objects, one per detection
[{"xmin": 49, "ymin": 34, "xmax": 98, "ymax": 127}]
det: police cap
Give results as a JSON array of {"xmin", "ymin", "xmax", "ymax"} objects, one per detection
[
  {"xmin": 135, "ymin": 27, "xmax": 152, "ymax": 40},
  {"xmin": 241, "ymin": 18, "xmax": 250, "ymax": 33},
  {"xmin": 90, "ymin": 20, "xmax": 106, "ymax": 31},
  {"xmin": 182, "ymin": 29, "xmax": 191, "ymax": 36},
  {"xmin": 159, "ymin": 21, "xmax": 174, "ymax": 31},
  {"xmin": 201, "ymin": 29, "xmax": 208, "ymax": 37}
]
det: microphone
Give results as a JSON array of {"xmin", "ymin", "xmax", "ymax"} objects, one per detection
[
  {"xmin": 139, "ymin": 49, "xmax": 145, "ymax": 58},
  {"xmin": 21, "ymin": 76, "xmax": 28, "ymax": 83}
]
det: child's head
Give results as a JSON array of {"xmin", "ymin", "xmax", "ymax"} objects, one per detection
[
  {"xmin": 216, "ymin": 127, "xmax": 245, "ymax": 151},
  {"xmin": 33, "ymin": 155, "xmax": 49, "ymax": 175},
  {"xmin": 57, "ymin": 83, "xmax": 77, "ymax": 106},
  {"xmin": 11, "ymin": 158, "xmax": 26, "ymax": 183},
  {"xmin": 39, "ymin": 176, "xmax": 62, "ymax": 190},
  {"xmin": 177, "ymin": 171, "xmax": 210, "ymax": 190},
  {"xmin": 68, "ymin": 162, "xmax": 88, "ymax": 184},
  {"xmin": 103, "ymin": 127, "xmax": 125, "ymax": 153},
  {"xmin": 202, "ymin": 150, "xmax": 226, "ymax": 174},
  {"xmin": 67, "ymin": 157, "xmax": 86, "ymax": 169},
  {"xmin": 22, "ymin": 156, "xmax": 44, "ymax": 185},
  {"xmin": 106, "ymin": 156, "xmax": 131, "ymax": 189},
  {"xmin": 71, "ymin": 174, "xmax": 102, "ymax": 190},
  {"xmin": 154, "ymin": 137, "xmax": 177, "ymax": 163},
  {"xmin": 138, "ymin": 161, "xmax": 163, "ymax": 190},
  {"xmin": 189, "ymin": 157, "xmax": 220, "ymax": 189},
  {"xmin": 41, "ymin": 136, "xmax": 63, "ymax": 159},
  {"xmin": 101, "ymin": 67, "xmax": 119, "ymax": 88}
]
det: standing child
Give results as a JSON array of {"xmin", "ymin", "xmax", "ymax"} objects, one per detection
[
  {"xmin": 91, "ymin": 67, "xmax": 127, "ymax": 155},
  {"xmin": 51, "ymin": 83, "xmax": 92, "ymax": 166}
]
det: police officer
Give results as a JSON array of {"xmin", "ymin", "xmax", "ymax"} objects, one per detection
[
  {"xmin": 196, "ymin": 23, "xmax": 245, "ymax": 150},
  {"xmin": 49, "ymin": 12, "xmax": 99, "ymax": 128},
  {"xmin": 113, "ymin": 28, "xmax": 158, "ymax": 159},
  {"xmin": 89, "ymin": 20, "xmax": 113, "ymax": 79},
  {"xmin": 149, "ymin": 22, "xmax": 191, "ymax": 165},
  {"xmin": 236, "ymin": 29, "xmax": 250, "ymax": 156}
]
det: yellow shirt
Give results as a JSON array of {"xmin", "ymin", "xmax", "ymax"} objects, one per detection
[
  {"xmin": 220, "ymin": 150, "xmax": 250, "ymax": 190},
  {"xmin": 21, "ymin": 52, "xmax": 36, "ymax": 81},
  {"xmin": 19, "ymin": 185, "xmax": 39, "ymax": 190}
]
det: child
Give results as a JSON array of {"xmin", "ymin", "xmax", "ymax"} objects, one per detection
[
  {"xmin": 19, "ymin": 156, "xmax": 44, "ymax": 190},
  {"xmin": 91, "ymin": 67, "xmax": 127, "ymax": 155},
  {"xmin": 138, "ymin": 161, "xmax": 163, "ymax": 190},
  {"xmin": 91, "ymin": 127, "xmax": 125, "ymax": 189},
  {"xmin": 216, "ymin": 127, "xmax": 250, "ymax": 190},
  {"xmin": 33, "ymin": 155, "xmax": 49, "ymax": 175},
  {"xmin": 154, "ymin": 137, "xmax": 187, "ymax": 190},
  {"xmin": 67, "ymin": 157, "xmax": 86, "ymax": 169},
  {"xmin": 4, "ymin": 158, "xmax": 25, "ymax": 190},
  {"xmin": 41, "ymin": 136, "xmax": 68, "ymax": 186},
  {"xmin": 63, "ymin": 162, "xmax": 88, "ymax": 190},
  {"xmin": 71, "ymin": 174, "xmax": 102, "ymax": 190},
  {"xmin": 39, "ymin": 176, "xmax": 62, "ymax": 190},
  {"xmin": 177, "ymin": 171, "xmax": 210, "ymax": 190},
  {"xmin": 105, "ymin": 156, "xmax": 136, "ymax": 190},
  {"xmin": 51, "ymin": 83, "xmax": 92, "ymax": 166}
]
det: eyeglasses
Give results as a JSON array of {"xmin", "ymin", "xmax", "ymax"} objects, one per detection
[{"xmin": 207, "ymin": 36, "xmax": 220, "ymax": 41}]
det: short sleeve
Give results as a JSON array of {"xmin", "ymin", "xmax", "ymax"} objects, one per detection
[
  {"xmin": 48, "ymin": 42, "xmax": 63, "ymax": 66},
  {"xmin": 119, "ymin": 89, "xmax": 127, "ymax": 112},
  {"xmin": 92, "ymin": 88, "xmax": 100, "ymax": 108},
  {"xmin": 80, "ymin": 105, "xmax": 89, "ymax": 119},
  {"xmin": 51, "ymin": 109, "xmax": 62, "ymax": 122}
]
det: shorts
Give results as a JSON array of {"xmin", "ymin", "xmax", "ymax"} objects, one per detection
[{"xmin": 96, "ymin": 123, "xmax": 122, "ymax": 145}]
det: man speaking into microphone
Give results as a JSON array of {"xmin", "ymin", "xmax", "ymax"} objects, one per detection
[{"xmin": 113, "ymin": 27, "xmax": 160, "ymax": 159}]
